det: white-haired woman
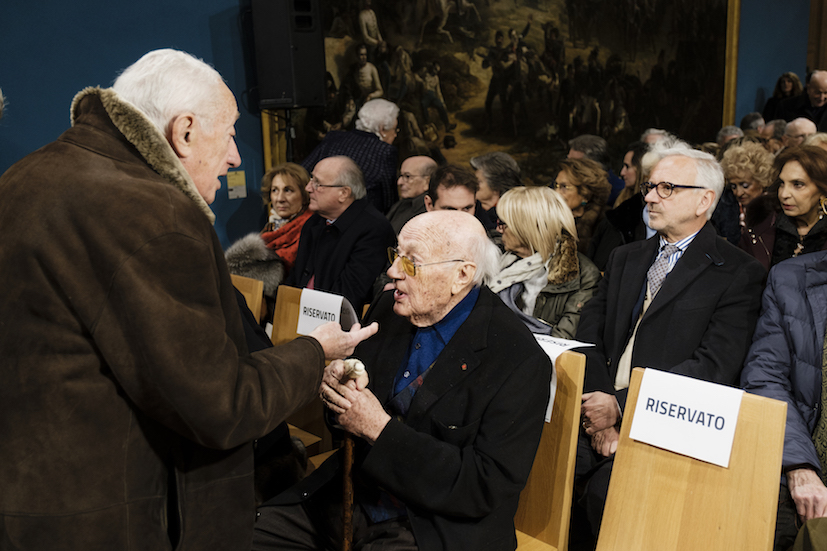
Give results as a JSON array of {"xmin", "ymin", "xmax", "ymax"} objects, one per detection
[
  {"xmin": 300, "ymin": 98, "xmax": 400, "ymax": 213},
  {"xmin": 488, "ymin": 186, "xmax": 601, "ymax": 338}
]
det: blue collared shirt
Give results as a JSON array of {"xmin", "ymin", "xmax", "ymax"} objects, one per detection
[{"xmin": 392, "ymin": 286, "xmax": 480, "ymax": 395}]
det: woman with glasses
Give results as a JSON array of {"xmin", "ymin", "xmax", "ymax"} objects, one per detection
[
  {"xmin": 487, "ymin": 186, "xmax": 601, "ymax": 338},
  {"xmin": 300, "ymin": 98, "xmax": 400, "ymax": 213},
  {"xmin": 740, "ymin": 146, "xmax": 827, "ymax": 270},
  {"xmin": 552, "ymin": 158, "xmax": 612, "ymax": 255},
  {"xmin": 225, "ymin": 163, "xmax": 313, "ymax": 305}
]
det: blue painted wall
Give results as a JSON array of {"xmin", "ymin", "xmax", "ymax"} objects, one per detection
[
  {"xmin": 0, "ymin": 0, "xmax": 267, "ymax": 248},
  {"xmin": 735, "ymin": 0, "xmax": 810, "ymax": 124}
]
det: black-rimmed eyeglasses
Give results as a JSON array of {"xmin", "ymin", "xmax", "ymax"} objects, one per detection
[{"xmin": 641, "ymin": 181, "xmax": 706, "ymax": 199}]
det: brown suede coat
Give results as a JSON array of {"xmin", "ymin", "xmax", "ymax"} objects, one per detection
[{"xmin": 0, "ymin": 88, "xmax": 324, "ymax": 550}]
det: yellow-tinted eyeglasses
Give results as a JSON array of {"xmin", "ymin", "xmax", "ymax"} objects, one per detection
[{"xmin": 387, "ymin": 247, "xmax": 465, "ymax": 277}]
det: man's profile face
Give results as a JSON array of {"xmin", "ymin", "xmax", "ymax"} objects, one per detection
[
  {"xmin": 397, "ymin": 158, "xmax": 429, "ymax": 199},
  {"xmin": 808, "ymin": 73, "xmax": 827, "ymax": 108},
  {"xmin": 183, "ymin": 84, "xmax": 241, "ymax": 204},
  {"xmin": 387, "ymin": 220, "xmax": 458, "ymax": 327},
  {"xmin": 306, "ymin": 158, "xmax": 346, "ymax": 219},
  {"xmin": 644, "ymin": 156, "xmax": 710, "ymax": 242},
  {"xmin": 426, "ymin": 184, "xmax": 475, "ymax": 213}
]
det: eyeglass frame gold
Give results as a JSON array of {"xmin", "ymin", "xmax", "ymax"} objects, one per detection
[
  {"xmin": 387, "ymin": 247, "xmax": 465, "ymax": 277},
  {"xmin": 641, "ymin": 181, "xmax": 706, "ymax": 199}
]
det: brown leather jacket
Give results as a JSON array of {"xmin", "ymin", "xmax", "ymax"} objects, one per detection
[{"xmin": 0, "ymin": 88, "xmax": 324, "ymax": 550}]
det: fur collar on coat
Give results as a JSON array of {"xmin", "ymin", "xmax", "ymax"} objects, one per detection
[{"xmin": 70, "ymin": 87, "xmax": 215, "ymax": 224}]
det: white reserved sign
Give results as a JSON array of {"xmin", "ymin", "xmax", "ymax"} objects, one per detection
[
  {"xmin": 628, "ymin": 369, "xmax": 743, "ymax": 468},
  {"xmin": 296, "ymin": 289, "xmax": 345, "ymax": 335}
]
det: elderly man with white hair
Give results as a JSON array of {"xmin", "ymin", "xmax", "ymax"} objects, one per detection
[
  {"xmin": 254, "ymin": 210, "xmax": 553, "ymax": 551},
  {"xmin": 302, "ymin": 98, "xmax": 400, "ymax": 213},
  {"xmin": 0, "ymin": 49, "xmax": 377, "ymax": 551},
  {"xmin": 571, "ymin": 143, "xmax": 766, "ymax": 543}
]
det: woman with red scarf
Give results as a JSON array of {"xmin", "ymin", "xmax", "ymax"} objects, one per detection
[{"xmin": 226, "ymin": 163, "xmax": 313, "ymax": 308}]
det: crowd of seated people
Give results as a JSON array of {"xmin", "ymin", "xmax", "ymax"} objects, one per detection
[{"xmin": 224, "ymin": 68, "xmax": 827, "ymax": 551}]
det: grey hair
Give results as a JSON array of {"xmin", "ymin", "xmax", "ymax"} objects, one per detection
[
  {"xmin": 469, "ymin": 151, "xmax": 522, "ymax": 195},
  {"xmin": 331, "ymin": 156, "xmax": 367, "ymax": 200},
  {"xmin": 640, "ymin": 128, "xmax": 671, "ymax": 142},
  {"xmin": 642, "ymin": 141, "xmax": 724, "ymax": 219},
  {"xmin": 355, "ymin": 99, "xmax": 400, "ymax": 137},
  {"xmin": 112, "ymin": 49, "xmax": 225, "ymax": 136},
  {"xmin": 740, "ymin": 112, "xmax": 765, "ymax": 131},
  {"xmin": 716, "ymin": 125, "xmax": 744, "ymax": 146},
  {"xmin": 767, "ymin": 119, "xmax": 787, "ymax": 140},
  {"xmin": 568, "ymin": 134, "xmax": 610, "ymax": 170}
]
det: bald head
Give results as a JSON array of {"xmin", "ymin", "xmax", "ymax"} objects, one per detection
[
  {"xmin": 784, "ymin": 118, "xmax": 817, "ymax": 148},
  {"xmin": 390, "ymin": 211, "xmax": 499, "ymax": 326},
  {"xmin": 808, "ymin": 70, "xmax": 827, "ymax": 108},
  {"xmin": 398, "ymin": 156, "xmax": 438, "ymax": 199}
]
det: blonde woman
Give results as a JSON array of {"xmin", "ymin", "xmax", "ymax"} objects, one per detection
[{"xmin": 488, "ymin": 186, "xmax": 601, "ymax": 338}]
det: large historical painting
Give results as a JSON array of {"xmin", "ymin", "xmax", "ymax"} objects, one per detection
[{"xmin": 292, "ymin": 0, "xmax": 729, "ymax": 184}]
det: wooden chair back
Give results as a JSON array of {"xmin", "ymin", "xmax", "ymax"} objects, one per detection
[
  {"xmin": 270, "ymin": 285, "xmax": 304, "ymax": 346},
  {"xmin": 270, "ymin": 285, "xmax": 332, "ymax": 451},
  {"xmin": 515, "ymin": 350, "xmax": 586, "ymax": 551},
  {"xmin": 231, "ymin": 274, "xmax": 264, "ymax": 324},
  {"xmin": 595, "ymin": 367, "xmax": 787, "ymax": 551}
]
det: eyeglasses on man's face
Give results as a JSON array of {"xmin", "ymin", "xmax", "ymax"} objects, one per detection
[
  {"xmin": 641, "ymin": 181, "xmax": 706, "ymax": 199},
  {"xmin": 387, "ymin": 247, "xmax": 465, "ymax": 277},
  {"xmin": 309, "ymin": 174, "xmax": 345, "ymax": 191}
]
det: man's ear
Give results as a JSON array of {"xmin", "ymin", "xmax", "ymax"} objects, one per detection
[
  {"xmin": 696, "ymin": 189, "xmax": 715, "ymax": 218},
  {"xmin": 424, "ymin": 194, "xmax": 434, "ymax": 211},
  {"xmin": 338, "ymin": 186, "xmax": 353, "ymax": 203},
  {"xmin": 451, "ymin": 262, "xmax": 477, "ymax": 295},
  {"xmin": 169, "ymin": 114, "xmax": 197, "ymax": 158}
]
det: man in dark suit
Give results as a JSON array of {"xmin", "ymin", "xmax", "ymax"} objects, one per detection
[
  {"xmin": 253, "ymin": 210, "xmax": 553, "ymax": 550},
  {"xmin": 778, "ymin": 70, "xmax": 827, "ymax": 131},
  {"xmin": 572, "ymin": 145, "xmax": 766, "ymax": 539},
  {"xmin": 287, "ymin": 155, "xmax": 396, "ymax": 313}
]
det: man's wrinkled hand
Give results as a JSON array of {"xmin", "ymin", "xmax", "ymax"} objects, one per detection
[
  {"xmin": 788, "ymin": 468, "xmax": 827, "ymax": 522},
  {"xmin": 590, "ymin": 426, "xmax": 619, "ymax": 457},
  {"xmin": 336, "ymin": 385, "xmax": 391, "ymax": 444},
  {"xmin": 581, "ymin": 391, "xmax": 620, "ymax": 434}
]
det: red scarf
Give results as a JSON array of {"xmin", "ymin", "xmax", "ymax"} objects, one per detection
[{"xmin": 261, "ymin": 209, "xmax": 313, "ymax": 271}]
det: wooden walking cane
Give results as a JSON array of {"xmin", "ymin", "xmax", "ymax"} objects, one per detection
[{"xmin": 341, "ymin": 358, "xmax": 366, "ymax": 551}]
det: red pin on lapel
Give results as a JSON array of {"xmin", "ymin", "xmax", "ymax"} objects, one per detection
[{"xmin": 461, "ymin": 363, "xmax": 467, "ymax": 371}]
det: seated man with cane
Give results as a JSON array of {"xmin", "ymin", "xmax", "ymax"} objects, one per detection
[{"xmin": 253, "ymin": 210, "xmax": 553, "ymax": 550}]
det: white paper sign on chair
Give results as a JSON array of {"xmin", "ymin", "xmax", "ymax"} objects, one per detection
[
  {"xmin": 296, "ymin": 288, "xmax": 358, "ymax": 335},
  {"xmin": 629, "ymin": 369, "xmax": 743, "ymax": 468}
]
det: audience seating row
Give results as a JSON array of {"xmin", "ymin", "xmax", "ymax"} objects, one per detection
[{"xmin": 232, "ymin": 279, "xmax": 788, "ymax": 551}]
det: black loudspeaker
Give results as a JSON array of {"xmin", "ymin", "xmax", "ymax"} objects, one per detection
[{"xmin": 251, "ymin": 0, "xmax": 326, "ymax": 109}]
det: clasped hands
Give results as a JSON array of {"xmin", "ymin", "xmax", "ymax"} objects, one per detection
[
  {"xmin": 319, "ymin": 359, "xmax": 391, "ymax": 444},
  {"xmin": 581, "ymin": 391, "xmax": 622, "ymax": 458}
]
